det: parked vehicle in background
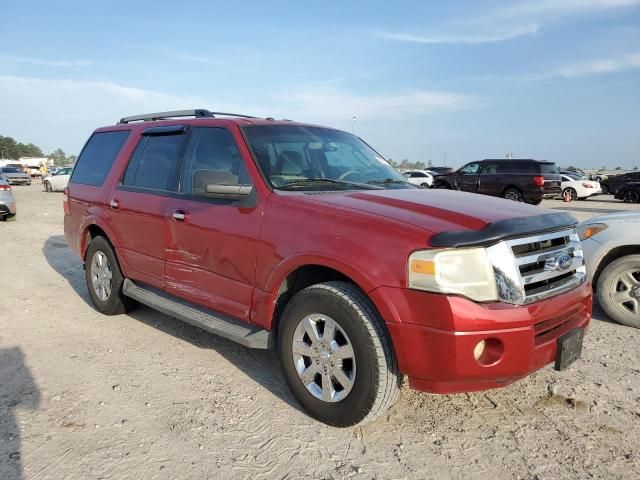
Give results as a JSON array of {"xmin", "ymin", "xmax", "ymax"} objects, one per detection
[
  {"xmin": 64, "ymin": 109, "xmax": 591, "ymax": 426},
  {"xmin": 0, "ymin": 166, "xmax": 32, "ymax": 185},
  {"xmin": 28, "ymin": 165, "xmax": 42, "ymax": 178},
  {"xmin": 427, "ymin": 166, "xmax": 454, "ymax": 175},
  {"xmin": 600, "ymin": 171, "xmax": 640, "ymax": 195},
  {"xmin": 43, "ymin": 166, "xmax": 73, "ymax": 192},
  {"xmin": 614, "ymin": 182, "xmax": 640, "ymax": 204},
  {"xmin": 560, "ymin": 174, "xmax": 601, "ymax": 201},
  {"xmin": 0, "ymin": 177, "xmax": 17, "ymax": 221},
  {"xmin": 434, "ymin": 158, "xmax": 561, "ymax": 204},
  {"xmin": 579, "ymin": 212, "xmax": 640, "ymax": 328},
  {"xmin": 402, "ymin": 170, "xmax": 434, "ymax": 188}
]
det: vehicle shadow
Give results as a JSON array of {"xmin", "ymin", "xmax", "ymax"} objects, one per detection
[
  {"xmin": 42, "ymin": 235, "xmax": 92, "ymax": 307},
  {"xmin": 41, "ymin": 235, "xmax": 302, "ymax": 414},
  {"xmin": 0, "ymin": 344, "xmax": 41, "ymax": 480}
]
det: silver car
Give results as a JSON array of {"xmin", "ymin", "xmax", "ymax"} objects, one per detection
[
  {"xmin": 0, "ymin": 166, "xmax": 31, "ymax": 185},
  {"xmin": 579, "ymin": 211, "xmax": 640, "ymax": 328},
  {"xmin": 0, "ymin": 176, "xmax": 17, "ymax": 221}
]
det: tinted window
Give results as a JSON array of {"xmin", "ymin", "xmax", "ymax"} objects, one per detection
[
  {"xmin": 539, "ymin": 163, "xmax": 559, "ymax": 174},
  {"xmin": 123, "ymin": 133, "xmax": 184, "ymax": 191},
  {"xmin": 1, "ymin": 167, "xmax": 22, "ymax": 173},
  {"xmin": 71, "ymin": 130, "xmax": 130, "ymax": 186},
  {"xmin": 181, "ymin": 127, "xmax": 251, "ymax": 196},
  {"xmin": 481, "ymin": 162, "xmax": 499, "ymax": 174}
]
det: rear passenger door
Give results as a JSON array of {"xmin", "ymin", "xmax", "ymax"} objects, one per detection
[
  {"xmin": 108, "ymin": 126, "xmax": 187, "ymax": 290},
  {"xmin": 477, "ymin": 161, "xmax": 503, "ymax": 195},
  {"xmin": 163, "ymin": 127, "xmax": 263, "ymax": 323}
]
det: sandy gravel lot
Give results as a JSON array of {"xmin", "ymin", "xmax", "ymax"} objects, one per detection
[{"xmin": 1, "ymin": 184, "xmax": 639, "ymax": 480}]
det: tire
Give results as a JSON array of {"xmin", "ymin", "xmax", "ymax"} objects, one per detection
[
  {"xmin": 420, "ymin": 183, "xmax": 429, "ymax": 189},
  {"xmin": 597, "ymin": 255, "xmax": 640, "ymax": 328},
  {"xmin": 502, "ymin": 188, "xmax": 524, "ymax": 202},
  {"xmin": 277, "ymin": 281, "xmax": 401, "ymax": 427},
  {"xmin": 44, "ymin": 181, "xmax": 52, "ymax": 192},
  {"xmin": 435, "ymin": 182, "xmax": 451, "ymax": 189},
  {"xmin": 601, "ymin": 184, "xmax": 609, "ymax": 195},
  {"xmin": 528, "ymin": 198, "xmax": 543, "ymax": 205},
  {"xmin": 562, "ymin": 188, "xmax": 577, "ymax": 202},
  {"xmin": 621, "ymin": 190, "xmax": 640, "ymax": 204},
  {"xmin": 85, "ymin": 236, "xmax": 137, "ymax": 315}
]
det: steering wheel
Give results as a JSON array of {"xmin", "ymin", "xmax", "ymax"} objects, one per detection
[{"xmin": 338, "ymin": 170, "xmax": 360, "ymax": 181}]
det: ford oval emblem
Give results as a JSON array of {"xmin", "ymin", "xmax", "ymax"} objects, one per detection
[{"xmin": 556, "ymin": 254, "xmax": 573, "ymax": 271}]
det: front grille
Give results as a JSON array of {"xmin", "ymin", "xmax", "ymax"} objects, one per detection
[{"xmin": 486, "ymin": 228, "xmax": 586, "ymax": 305}]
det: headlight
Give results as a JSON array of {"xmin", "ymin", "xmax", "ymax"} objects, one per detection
[
  {"xmin": 408, "ymin": 247, "xmax": 498, "ymax": 302},
  {"xmin": 577, "ymin": 223, "xmax": 608, "ymax": 241}
]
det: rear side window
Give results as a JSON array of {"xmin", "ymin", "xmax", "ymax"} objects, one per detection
[
  {"xmin": 123, "ymin": 133, "xmax": 185, "ymax": 191},
  {"xmin": 539, "ymin": 163, "xmax": 559, "ymax": 174},
  {"xmin": 71, "ymin": 131, "xmax": 130, "ymax": 186}
]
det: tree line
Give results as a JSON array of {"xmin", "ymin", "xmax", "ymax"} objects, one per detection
[{"xmin": 0, "ymin": 134, "xmax": 76, "ymax": 165}]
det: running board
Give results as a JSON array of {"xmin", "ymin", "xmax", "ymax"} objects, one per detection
[{"xmin": 122, "ymin": 279, "xmax": 273, "ymax": 349}]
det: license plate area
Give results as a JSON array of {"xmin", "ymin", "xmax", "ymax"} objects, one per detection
[{"xmin": 554, "ymin": 328, "xmax": 584, "ymax": 371}]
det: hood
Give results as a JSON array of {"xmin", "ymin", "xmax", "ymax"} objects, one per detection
[
  {"xmin": 580, "ymin": 210, "xmax": 640, "ymax": 225},
  {"xmin": 304, "ymin": 189, "xmax": 559, "ymax": 239}
]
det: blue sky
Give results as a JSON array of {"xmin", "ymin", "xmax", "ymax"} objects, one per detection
[{"xmin": 0, "ymin": 0, "xmax": 639, "ymax": 168}]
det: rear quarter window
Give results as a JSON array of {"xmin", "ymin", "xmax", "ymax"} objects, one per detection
[
  {"xmin": 71, "ymin": 130, "xmax": 130, "ymax": 186},
  {"xmin": 539, "ymin": 163, "xmax": 559, "ymax": 174}
]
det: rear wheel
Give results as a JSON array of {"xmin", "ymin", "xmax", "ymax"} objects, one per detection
[
  {"xmin": 503, "ymin": 188, "xmax": 523, "ymax": 202},
  {"xmin": 621, "ymin": 190, "xmax": 640, "ymax": 204},
  {"xmin": 563, "ymin": 187, "xmax": 577, "ymax": 202},
  {"xmin": 85, "ymin": 236, "xmax": 137, "ymax": 315},
  {"xmin": 278, "ymin": 281, "xmax": 400, "ymax": 427},
  {"xmin": 597, "ymin": 255, "xmax": 640, "ymax": 328},
  {"xmin": 420, "ymin": 182, "xmax": 429, "ymax": 189}
]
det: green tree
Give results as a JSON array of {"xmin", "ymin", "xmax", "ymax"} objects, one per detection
[
  {"xmin": 615, "ymin": 166, "xmax": 622, "ymax": 170},
  {"xmin": 48, "ymin": 148, "xmax": 67, "ymax": 166}
]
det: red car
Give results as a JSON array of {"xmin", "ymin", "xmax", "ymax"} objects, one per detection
[{"xmin": 64, "ymin": 109, "xmax": 591, "ymax": 426}]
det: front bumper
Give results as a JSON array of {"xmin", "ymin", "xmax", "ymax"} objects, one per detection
[{"xmin": 371, "ymin": 281, "xmax": 592, "ymax": 394}]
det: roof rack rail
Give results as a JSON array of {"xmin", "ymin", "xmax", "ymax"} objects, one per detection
[{"xmin": 118, "ymin": 109, "xmax": 258, "ymax": 124}]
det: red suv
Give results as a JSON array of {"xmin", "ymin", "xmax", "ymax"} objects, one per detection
[{"xmin": 64, "ymin": 109, "xmax": 592, "ymax": 426}]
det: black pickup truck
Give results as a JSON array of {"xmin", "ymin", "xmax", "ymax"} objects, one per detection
[{"xmin": 433, "ymin": 159, "xmax": 562, "ymax": 205}]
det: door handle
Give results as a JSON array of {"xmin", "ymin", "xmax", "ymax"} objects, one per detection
[
  {"xmin": 173, "ymin": 210, "xmax": 186, "ymax": 222},
  {"xmin": 109, "ymin": 199, "xmax": 119, "ymax": 209}
]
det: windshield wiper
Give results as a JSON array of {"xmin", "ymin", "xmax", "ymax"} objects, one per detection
[
  {"xmin": 367, "ymin": 178, "xmax": 410, "ymax": 186},
  {"xmin": 275, "ymin": 178, "xmax": 383, "ymax": 190}
]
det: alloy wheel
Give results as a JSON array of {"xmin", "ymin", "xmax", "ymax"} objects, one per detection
[
  {"xmin": 608, "ymin": 268, "xmax": 640, "ymax": 317},
  {"xmin": 90, "ymin": 250, "xmax": 113, "ymax": 301},
  {"xmin": 291, "ymin": 313, "xmax": 356, "ymax": 403}
]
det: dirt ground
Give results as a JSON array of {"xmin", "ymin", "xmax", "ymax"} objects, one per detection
[{"xmin": 1, "ymin": 184, "xmax": 639, "ymax": 480}]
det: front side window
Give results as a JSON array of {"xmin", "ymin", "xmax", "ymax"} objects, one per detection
[
  {"xmin": 180, "ymin": 127, "xmax": 251, "ymax": 196},
  {"xmin": 71, "ymin": 130, "xmax": 130, "ymax": 186},
  {"xmin": 459, "ymin": 162, "xmax": 480, "ymax": 175},
  {"xmin": 242, "ymin": 125, "xmax": 411, "ymax": 190},
  {"xmin": 123, "ymin": 133, "xmax": 184, "ymax": 191}
]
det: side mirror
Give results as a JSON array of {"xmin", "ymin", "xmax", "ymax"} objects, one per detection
[{"xmin": 205, "ymin": 184, "xmax": 252, "ymax": 200}]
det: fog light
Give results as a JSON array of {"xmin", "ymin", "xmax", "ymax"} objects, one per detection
[{"xmin": 473, "ymin": 340, "xmax": 486, "ymax": 361}]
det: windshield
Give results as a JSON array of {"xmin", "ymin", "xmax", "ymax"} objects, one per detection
[
  {"xmin": 242, "ymin": 125, "xmax": 412, "ymax": 190},
  {"xmin": 1, "ymin": 167, "xmax": 22, "ymax": 173}
]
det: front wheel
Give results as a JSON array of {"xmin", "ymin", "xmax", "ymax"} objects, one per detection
[
  {"xmin": 503, "ymin": 188, "xmax": 524, "ymax": 202},
  {"xmin": 278, "ymin": 282, "xmax": 400, "ymax": 427},
  {"xmin": 597, "ymin": 255, "xmax": 640, "ymax": 328}
]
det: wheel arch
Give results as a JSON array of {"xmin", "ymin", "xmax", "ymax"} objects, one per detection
[
  {"xmin": 264, "ymin": 258, "xmax": 380, "ymax": 332},
  {"xmin": 593, "ymin": 244, "xmax": 640, "ymax": 291},
  {"xmin": 501, "ymin": 185, "xmax": 524, "ymax": 197}
]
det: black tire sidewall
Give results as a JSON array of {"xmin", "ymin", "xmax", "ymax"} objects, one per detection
[
  {"xmin": 597, "ymin": 255, "xmax": 640, "ymax": 328},
  {"xmin": 278, "ymin": 286, "xmax": 380, "ymax": 427}
]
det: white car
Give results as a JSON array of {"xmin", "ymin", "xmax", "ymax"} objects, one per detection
[
  {"xmin": 43, "ymin": 166, "xmax": 73, "ymax": 192},
  {"xmin": 402, "ymin": 170, "xmax": 434, "ymax": 188},
  {"xmin": 560, "ymin": 174, "xmax": 601, "ymax": 200}
]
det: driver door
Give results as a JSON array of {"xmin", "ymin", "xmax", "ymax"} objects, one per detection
[{"xmin": 456, "ymin": 162, "xmax": 480, "ymax": 192}]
